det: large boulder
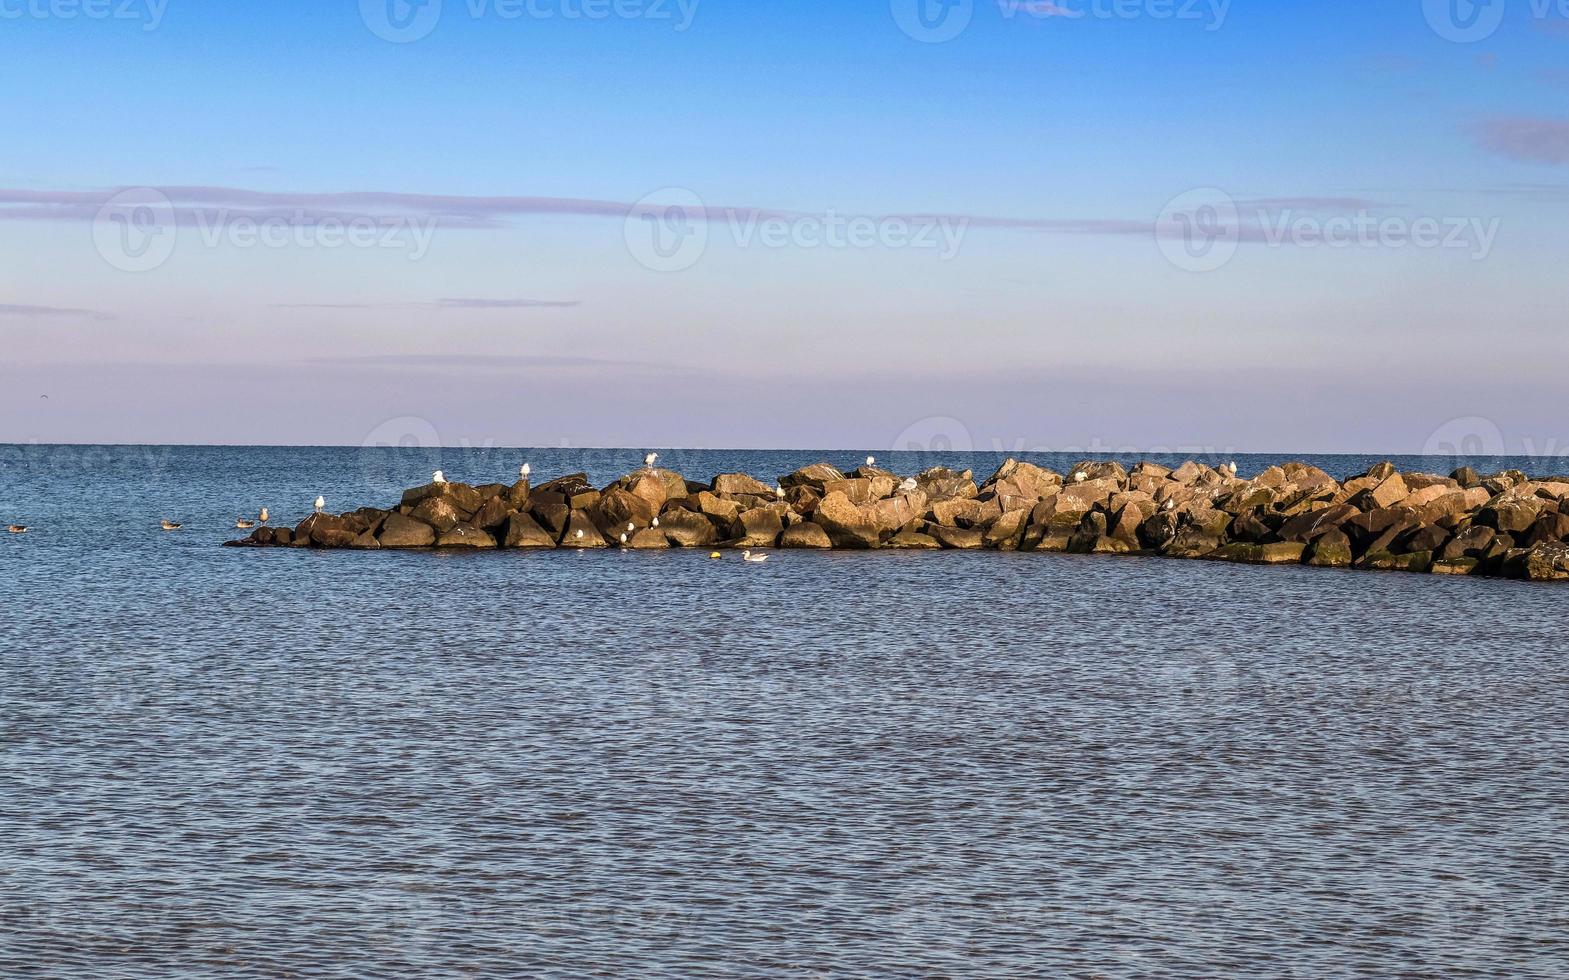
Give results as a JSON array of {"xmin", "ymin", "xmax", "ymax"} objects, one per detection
[
  {"xmin": 712, "ymin": 472, "xmax": 775, "ymax": 498},
  {"xmin": 1306, "ymin": 529, "xmax": 1354, "ymax": 567},
  {"xmin": 984, "ymin": 508, "xmax": 1031, "ymax": 550},
  {"xmin": 436, "ymin": 523, "xmax": 496, "ymax": 549},
  {"xmin": 401, "ymin": 480, "xmax": 484, "ymax": 514},
  {"xmin": 929, "ymin": 525, "xmax": 984, "ymax": 550},
  {"xmin": 814, "ymin": 491, "xmax": 882, "ymax": 549},
  {"xmin": 561, "ymin": 510, "xmax": 609, "ymax": 548},
  {"xmin": 502, "ymin": 513, "xmax": 556, "ymax": 548},
  {"xmin": 470, "ymin": 495, "xmax": 511, "ymax": 532},
  {"xmin": 658, "ymin": 509, "xmax": 720, "ymax": 548},
  {"xmin": 885, "ymin": 531, "xmax": 941, "ymax": 550},
  {"xmin": 730, "ymin": 508, "xmax": 784, "ymax": 547},
  {"xmin": 781, "ymin": 464, "xmax": 845, "ymax": 491},
  {"xmin": 627, "ymin": 528, "xmax": 669, "ymax": 549},
  {"xmin": 379, "ymin": 513, "xmax": 437, "ymax": 548},
  {"xmin": 1278, "ymin": 503, "xmax": 1360, "ymax": 543},
  {"xmin": 1521, "ymin": 542, "xmax": 1569, "ymax": 581},
  {"xmin": 408, "ymin": 496, "xmax": 463, "ymax": 533},
  {"xmin": 915, "ymin": 468, "xmax": 977, "ymax": 502},
  {"xmin": 780, "ymin": 522, "xmax": 833, "ymax": 549},
  {"xmin": 594, "ymin": 488, "xmax": 659, "ymax": 532},
  {"xmin": 694, "ymin": 491, "xmax": 743, "ymax": 525}
]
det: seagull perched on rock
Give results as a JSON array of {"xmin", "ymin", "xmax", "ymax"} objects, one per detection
[
  {"xmin": 432, "ymin": 470, "xmax": 446, "ymax": 484},
  {"xmin": 1073, "ymin": 471, "xmax": 1087, "ymax": 483},
  {"xmin": 645, "ymin": 452, "xmax": 658, "ymax": 469},
  {"xmin": 775, "ymin": 485, "xmax": 786, "ymax": 499},
  {"xmin": 1225, "ymin": 461, "xmax": 1239, "ymax": 477},
  {"xmin": 651, "ymin": 517, "xmax": 660, "ymax": 528},
  {"xmin": 575, "ymin": 529, "xmax": 585, "ymax": 540},
  {"xmin": 866, "ymin": 456, "xmax": 877, "ymax": 467},
  {"xmin": 520, "ymin": 463, "xmax": 531, "ymax": 478},
  {"xmin": 898, "ymin": 477, "xmax": 917, "ymax": 493},
  {"xmin": 314, "ymin": 496, "xmax": 326, "ymax": 513},
  {"xmin": 1163, "ymin": 498, "xmax": 1177, "ymax": 512}
]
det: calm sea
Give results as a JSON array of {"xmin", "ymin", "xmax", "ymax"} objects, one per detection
[{"xmin": 2, "ymin": 446, "xmax": 1567, "ymax": 978}]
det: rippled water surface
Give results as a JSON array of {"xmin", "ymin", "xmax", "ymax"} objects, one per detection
[{"xmin": 3, "ymin": 446, "xmax": 1567, "ymax": 978}]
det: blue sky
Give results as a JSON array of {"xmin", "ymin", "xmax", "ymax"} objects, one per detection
[{"xmin": 2, "ymin": 0, "xmax": 1567, "ymax": 452}]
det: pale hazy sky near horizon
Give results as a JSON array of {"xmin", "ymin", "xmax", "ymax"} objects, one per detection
[{"xmin": 1, "ymin": 0, "xmax": 1567, "ymax": 455}]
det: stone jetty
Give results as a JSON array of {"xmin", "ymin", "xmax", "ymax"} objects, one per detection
[{"xmin": 227, "ymin": 459, "xmax": 1569, "ymax": 582}]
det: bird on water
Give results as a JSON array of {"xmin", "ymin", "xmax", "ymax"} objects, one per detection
[
  {"xmin": 742, "ymin": 550, "xmax": 769, "ymax": 563},
  {"xmin": 236, "ymin": 518, "xmax": 255, "ymax": 529},
  {"xmin": 6, "ymin": 525, "xmax": 26, "ymax": 534},
  {"xmin": 161, "ymin": 520, "xmax": 182, "ymax": 531}
]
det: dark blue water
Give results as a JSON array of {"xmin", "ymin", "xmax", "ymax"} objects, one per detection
[{"xmin": 3, "ymin": 446, "xmax": 1567, "ymax": 978}]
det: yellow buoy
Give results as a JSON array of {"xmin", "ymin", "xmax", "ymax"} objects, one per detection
[{"xmin": 709, "ymin": 552, "xmax": 722, "ymax": 560}]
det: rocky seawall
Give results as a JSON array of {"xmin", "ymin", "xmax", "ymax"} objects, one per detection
[{"xmin": 227, "ymin": 459, "xmax": 1569, "ymax": 582}]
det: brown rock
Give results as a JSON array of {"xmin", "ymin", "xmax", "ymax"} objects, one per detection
[
  {"xmin": 815, "ymin": 491, "xmax": 882, "ymax": 549},
  {"xmin": 562, "ymin": 511, "xmax": 609, "ymax": 548},
  {"xmin": 780, "ymin": 522, "xmax": 833, "ymax": 549},
  {"xmin": 409, "ymin": 496, "xmax": 463, "ymax": 533},
  {"xmin": 379, "ymin": 513, "xmax": 437, "ymax": 548},
  {"xmin": 502, "ymin": 513, "xmax": 556, "ymax": 549},
  {"xmin": 628, "ymin": 528, "xmax": 669, "ymax": 549},
  {"xmin": 730, "ymin": 508, "xmax": 784, "ymax": 547},
  {"xmin": 436, "ymin": 523, "xmax": 496, "ymax": 549},
  {"xmin": 929, "ymin": 525, "xmax": 984, "ymax": 550}
]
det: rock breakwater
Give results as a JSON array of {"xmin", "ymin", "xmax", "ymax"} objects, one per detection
[{"xmin": 227, "ymin": 459, "xmax": 1569, "ymax": 582}]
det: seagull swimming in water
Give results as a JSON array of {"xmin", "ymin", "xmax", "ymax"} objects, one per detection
[
  {"xmin": 742, "ymin": 550, "xmax": 769, "ymax": 563},
  {"xmin": 6, "ymin": 525, "xmax": 26, "ymax": 534},
  {"xmin": 236, "ymin": 518, "xmax": 255, "ymax": 529},
  {"xmin": 160, "ymin": 520, "xmax": 182, "ymax": 531},
  {"xmin": 645, "ymin": 452, "xmax": 658, "ymax": 469},
  {"xmin": 258, "ymin": 507, "xmax": 269, "ymax": 524},
  {"xmin": 520, "ymin": 463, "xmax": 531, "ymax": 478},
  {"xmin": 432, "ymin": 470, "xmax": 446, "ymax": 484},
  {"xmin": 314, "ymin": 496, "xmax": 325, "ymax": 513}
]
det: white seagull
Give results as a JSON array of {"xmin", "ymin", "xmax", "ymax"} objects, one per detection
[
  {"xmin": 866, "ymin": 456, "xmax": 877, "ymax": 467},
  {"xmin": 645, "ymin": 452, "xmax": 659, "ymax": 469},
  {"xmin": 1225, "ymin": 461, "xmax": 1239, "ymax": 476},
  {"xmin": 258, "ymin": 507, "xmax": 270, "ymax": 524},
  {"xmin": 627, "ymin": 522, "xmax": 636, "ymax": 533},
  {"xmin": 314, "ymin": 496, "xmax": 325, "ymax": 513},
  {"xmin": 575, "ymin": 529, "xmax": 585, "ymax": 540},
  {"xmin": 520, "ymin": 463, "xmax": 531, "ymax": 478},
  {"xmin": 898, "ymin": 477, "xmax": 917, "ymax": 493},
  {"xmin": 432, "ymin": 470, "xmax": 446, "ymax": 484},
  {"xmin": 1073, "ymin": 471, "xmax": 1087, "ymax": 483},
  {"xmin": 651, "ymin": 517, "xmax": 660, "ymax": 528},
  {"xmin": 775, "ymin": 485, "xmax": 786, "ymax": 499},
  {"xmin": 742, "ymin": 550, "xmax": 769, "ymax": 563}
]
